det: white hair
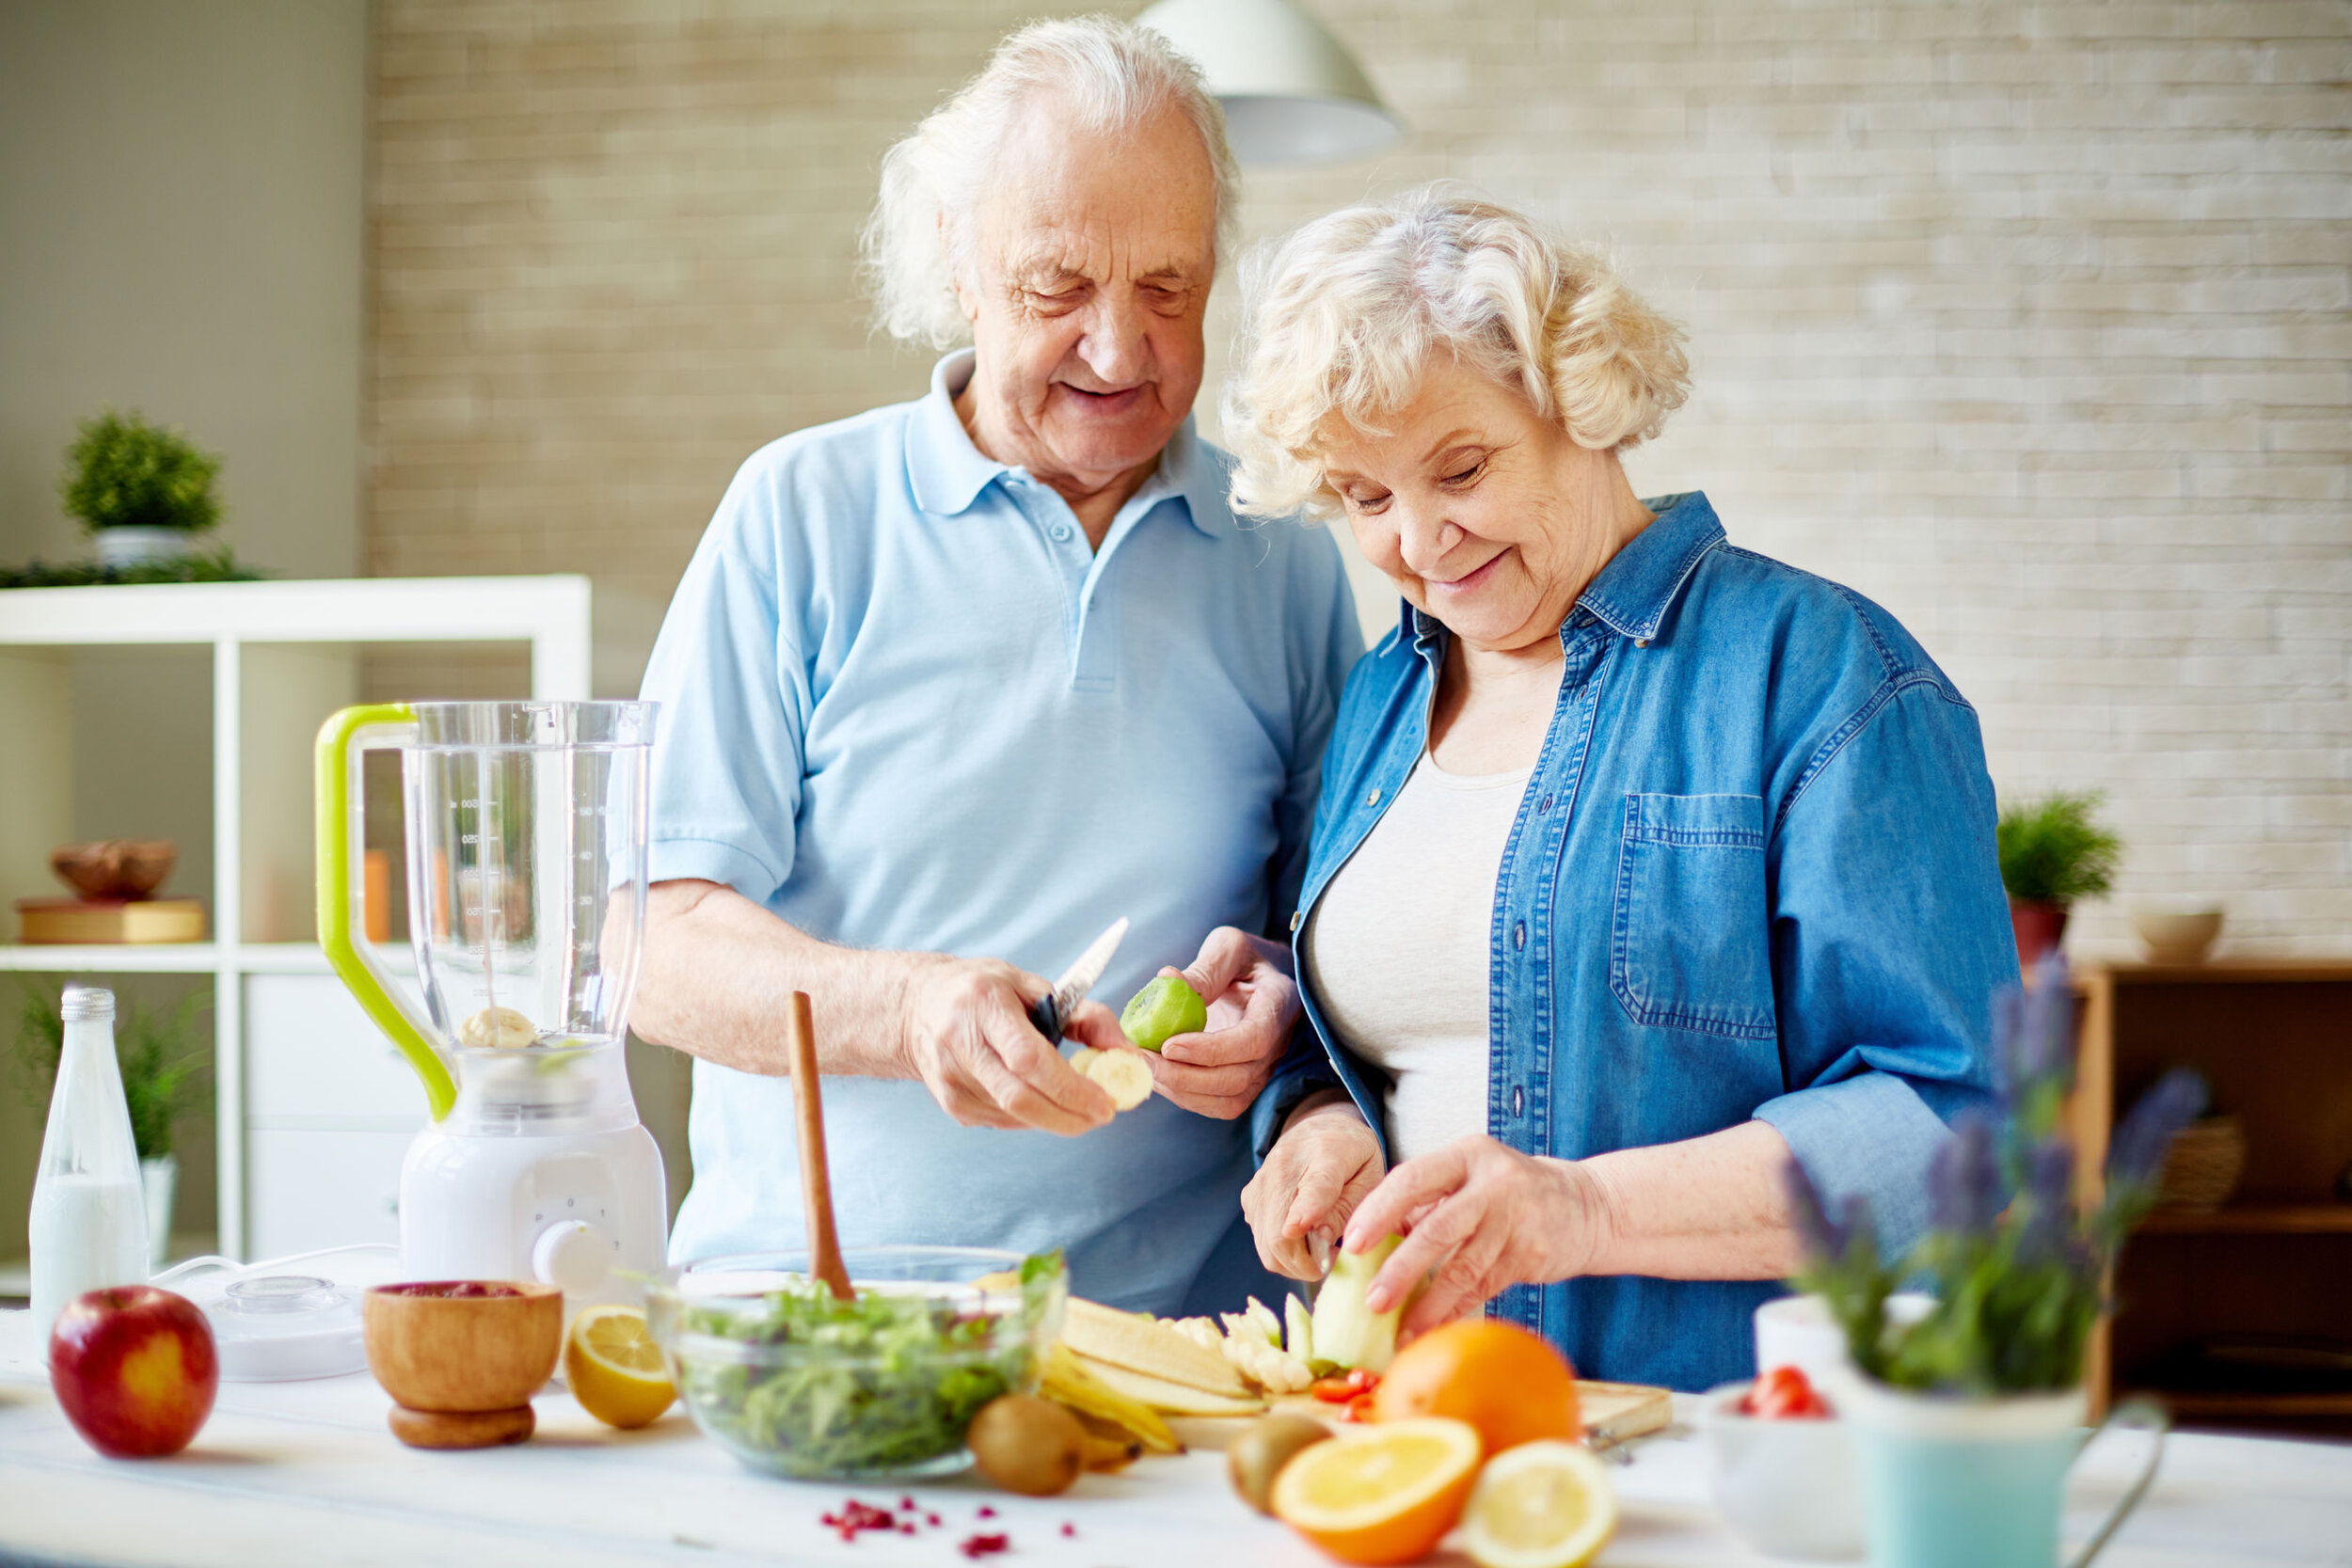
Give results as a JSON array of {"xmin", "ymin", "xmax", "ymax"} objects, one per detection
[
  {"xmin": 1225, "ymin": 187, "xmax": 1692, "ymax": 523},
  {"xmin": 863, "ymin": 15, "xmax": 1241, "ymax": 348}
]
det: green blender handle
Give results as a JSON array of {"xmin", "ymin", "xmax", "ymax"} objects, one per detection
[{"xmin": 315, "ymin": 703, "xmax": 457, "ymax": 1121}]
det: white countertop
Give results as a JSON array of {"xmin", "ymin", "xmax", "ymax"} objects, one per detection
[{"xmin": 0, "ymin": 1308, "xmax": 2345, "ymax": 1567}]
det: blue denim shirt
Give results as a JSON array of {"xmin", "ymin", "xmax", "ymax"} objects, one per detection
[{"xmin": 1254, "ymin": 493, "xmax": 2010, "ymax": 1391}]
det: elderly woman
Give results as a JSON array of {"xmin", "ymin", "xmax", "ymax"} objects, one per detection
[{"xmin": 1217, "ymin": 191, "xmax": 2011, "ymax": 1390}]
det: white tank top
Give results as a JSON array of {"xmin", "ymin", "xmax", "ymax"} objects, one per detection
[{"xmin": 1302, "ymin": 752, "xmax": 1532, "ymax": 1165}]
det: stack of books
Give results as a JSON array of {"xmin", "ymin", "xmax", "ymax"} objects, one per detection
[{"xmin": 15, "ymin": 898, "xmax": 207, "ymax": 944}]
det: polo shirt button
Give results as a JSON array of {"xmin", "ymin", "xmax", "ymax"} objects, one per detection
[
  {"xmin": 1511, "ymin": 1085, "xmax": 1524, "ymax": 1117},
  {"xmin": 1049, "ymin": 523, "xmax": 1073, "ymax": 543},
  {"xmin": 1366, "ymin": 787, "xmax": 1381, "ymax": 806},
  {"xmin": 1513, "ymin": 921, "xmax": 1527, "ymax": 950}
]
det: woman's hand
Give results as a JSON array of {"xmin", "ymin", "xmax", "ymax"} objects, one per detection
[
  {"xmin": 893, "ymin": 953, "xmax": 1119, "ymax": 1134},
  {"xmin": 1242, "ymin": 1090, "xmax": 1386, "ymax": 1278},
  {"xmin": 1147, "ymin": 927, "xmax": 1302, "ymax": 1119},
  {"xmin": 1343, "ymin": 1135, "xmax": 1610, "ymax": 1336}
]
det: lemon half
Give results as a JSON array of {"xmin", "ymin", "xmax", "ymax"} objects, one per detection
[
  {"xmin": 1460, "ymin": 1438, "xmax": 1617, "ymax": 1568},
  {"xmin": 564, "ymin": 1304, "xmax": 675, "ymax": 1430}
]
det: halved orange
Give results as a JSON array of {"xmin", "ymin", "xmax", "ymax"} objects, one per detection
[{"xmin": 1270, "ymin": 1416, "xmax": 1484, "ymax": 1565}]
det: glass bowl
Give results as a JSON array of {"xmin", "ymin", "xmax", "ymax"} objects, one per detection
[{"xmin": 647, "ymin": 1245, "xmax": 1067, "ymax": 1480}]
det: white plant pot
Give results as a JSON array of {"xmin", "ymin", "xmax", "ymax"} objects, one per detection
[
  {"xmin": 140, "ymin": 1155, "xmax": 178, "ymax": 1271},
  {"xmin": 96, "ymin": 527, "xmax": 198, "ymax": 569}
]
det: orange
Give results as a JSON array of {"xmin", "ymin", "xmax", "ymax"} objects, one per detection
[
  {"xmin": 1370, "ymin": 1320, "xmax": 1581, "ymax": 1455},
  {"xmin": 1271, "ymin": 1417, "xmax": 1484, "ymax": 1565}
]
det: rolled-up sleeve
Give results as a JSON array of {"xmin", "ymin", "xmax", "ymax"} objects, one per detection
[
  {"xmin": 638, "ymin": 457, "xmax": 811, "ymax": 906},
  {"xmin": 1753, "ymin": 679, "xmax": 2013, "ymax": 1259}
]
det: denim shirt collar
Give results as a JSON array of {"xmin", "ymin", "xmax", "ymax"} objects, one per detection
[
  {"xmin": 1398, "ymin": 490, "xmax": 1726, "ymax": 657},
  {"xmin": 906, "ymin": 350, "xmax": 1220, "ymax": 537}
]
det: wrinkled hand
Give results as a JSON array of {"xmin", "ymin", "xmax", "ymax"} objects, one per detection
[
  {"xmin": 1147, "ymin": 927, "xmax": 1302, "ymax": 1118},
  {"xmin": 893, "ymin": 954, "xmax": 1117, "ymax": 1134},
  {"xmin": 1343, "ymin": 1134, "xmax": 1608, "ymax": 1336},
  {"xmin": 1241, "ymin": 1091, "xmax": 1385, "ymax": 1279}
]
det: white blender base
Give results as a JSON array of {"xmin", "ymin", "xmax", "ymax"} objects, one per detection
[{"xmin": 398, "ymin": 1122, "xmax": 666, "ymax": 1308}]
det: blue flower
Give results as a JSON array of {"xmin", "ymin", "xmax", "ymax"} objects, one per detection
[
  {"xmin": 2107, "ymin": 1069, "xmax": 2207, "ymax": 1191},
  {"xmin": 1930, "ymin": 1111, "xmax": 2002, "ymax": 1239},
  {"xmin": 2015, "ymin": 1140, "xmax": 2074, "ymax": 1264}
]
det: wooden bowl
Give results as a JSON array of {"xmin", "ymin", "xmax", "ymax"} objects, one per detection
[
  {"xmin": 362, "ymin": 1281, "xmax": 562, "ymax": 1414},
  {"xmin": 50, "ymin": 839, "xmax": 177, "ymax": 901},
  {"xmin": 2132, "ymin": 907, "xmax": 2224, "ymax": 965}
]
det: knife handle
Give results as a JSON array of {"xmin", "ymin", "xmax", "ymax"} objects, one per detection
[{"xmin": 1027, "ymin": 994, "xmax": 1064, "ymax": 1045}]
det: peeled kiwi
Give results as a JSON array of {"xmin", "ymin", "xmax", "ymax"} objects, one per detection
[
  {"xmin": 1226, "ymin": 1413, "xmax": 1333, "ymax": 1515},
  {"xmin": 968, "ymin": 1395, "xmax": 1088, "ymax": 1497}
]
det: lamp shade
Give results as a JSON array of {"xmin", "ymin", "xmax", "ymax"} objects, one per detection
[{"xmin": 1138, "ymin": 0, "xmax": 1404, "ymax": 166}]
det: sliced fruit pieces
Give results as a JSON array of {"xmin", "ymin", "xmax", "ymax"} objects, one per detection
[
  {"xmin": 1072, "ymin": 1353, "xmax": 1269, "ymax": 1417},
  {"xmin": 1062, "ymin": 1297, "xmax": 1250, "ymax": 1397},
  {"xmin": 1039, "ymin": 1342, "xmax": 1180, "ymax": 1454},
  {"xmin": 1070, "ymin": 1046, "xmax": 1152, "ymax": 1111},
  {"xmin": 564, "ymin": 1305, "xmax": 675, "ymax": 1430},
  {"xmin": 1285, "ymin": 1293, "xmax": 1314, "ymax": 1367},
  {"xmin": 1310, "ymin": 1234, "xmax": 1404, "ymax": 1373},
  {"xmin": 1120, "ymin": 974, "xmax": 1207, "ymax": 1053},
  {"xmin": 1271, "ymin": 1416, "xmax": 1484, "ymax": 1566},
  {"xmin": 1459, "ymin": 1439, "xmax": 1617, "ymax": 1568}
]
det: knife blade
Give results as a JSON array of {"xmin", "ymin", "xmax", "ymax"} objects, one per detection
[{"xmin": 1026, "ymin": 916, "xmax": 1129, "ymax": 1045}]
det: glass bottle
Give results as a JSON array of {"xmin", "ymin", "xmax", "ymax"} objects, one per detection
[{"xmin": 28, "ymin": 985, "xmax": 150, "ymax": 1331}]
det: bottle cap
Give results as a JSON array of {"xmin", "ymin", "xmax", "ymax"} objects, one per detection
[{"xmin": 60, "ymin": 985, "xmax": 116, "ymax": 1023}]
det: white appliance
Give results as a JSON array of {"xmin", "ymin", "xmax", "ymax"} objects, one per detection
[{"xmin": 315, "ymin": 701, "xmax": 666, "ymax": 1306}]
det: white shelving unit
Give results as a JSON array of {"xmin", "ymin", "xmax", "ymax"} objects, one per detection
[{"xmin": 0, "ymin": 578, "xmax": 591, "ymax": 1259}]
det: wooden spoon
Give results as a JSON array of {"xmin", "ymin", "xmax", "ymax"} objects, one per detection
[{"xmin": 785, "ymin": 990, "xmax": 854, "ymax": 1301}]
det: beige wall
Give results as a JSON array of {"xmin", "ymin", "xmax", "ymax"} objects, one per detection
[{"xmin": 370, "ymin": 0, "xmax": 2350, "ymax": 957}]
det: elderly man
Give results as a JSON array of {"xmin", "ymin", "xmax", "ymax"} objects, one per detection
[{"xmin": 630, "ymin": 18, "xmax": 1361, "ymax": 1315}]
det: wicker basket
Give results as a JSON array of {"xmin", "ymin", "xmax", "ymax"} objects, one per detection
[{"xmin": 2158, "ymin": 1115, "xmax": 2248, "ymax": 1211}]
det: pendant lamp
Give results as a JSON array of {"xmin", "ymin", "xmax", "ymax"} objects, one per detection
[{"xmin": 1138, "ymin": 0, "xmax": 1405, "ymax": 166}]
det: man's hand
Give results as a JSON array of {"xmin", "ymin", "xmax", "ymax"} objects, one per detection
[
  {"xmin": 893, "ymin": 954, "xmax": 1118, "ymax": 1135},
  {"xmin": 1148, "ymin": 926, "xmax": 1302, "ymax": 1118},
  {"xmin": 1343, "ymin": 1135, "xmax": 1609, "ymax": 1337},
  {"xmin": 1241, "ymin": 1090, "xmax": 1384, "ymax": 1278}
]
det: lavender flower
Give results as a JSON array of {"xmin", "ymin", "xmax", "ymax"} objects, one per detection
[
  {"xmin": 2018, "ymin": 953, "xmax": 2074, "ymax": 1095},
  {"xmin": 1930, "ymin": 1110, "xmax": 2002, "ymax": 1238},
  {"xmin": 1785, "ymin": 1156, "xmax": 1844, "ymax": 1261},
  {"xmin": 2107, "ymin": 1068, "xmax": 2207, "ymax": 1192},
  {"xmin": 1990, "ymin": 987, "xmax": 2026, "ymax": 1111},
  {"xmin": 2014, "ymin": 1139, "xmax": 2074, "ymax": 1264}
]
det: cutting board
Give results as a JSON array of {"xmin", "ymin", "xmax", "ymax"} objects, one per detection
[{"xmin": 1165, "ymin": 1378, "xmax": 1673, "ymax": 1453}]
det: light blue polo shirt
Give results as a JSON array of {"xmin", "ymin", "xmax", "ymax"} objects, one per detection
[{"xmin": 640, "ymin": 352, "xmax": 1362, "ymax": 1314}]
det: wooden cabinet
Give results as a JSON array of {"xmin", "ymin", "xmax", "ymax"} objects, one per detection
[{"xmin": 2075, "ymin": 963, "xmax": 2352, "ymax": 1436}]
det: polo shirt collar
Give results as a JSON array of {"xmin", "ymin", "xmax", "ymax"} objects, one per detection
[
  {"xmin": 906, "ymin": 350, "xmax": 1221, "ymax": 537},
  {"xmin": 1396, "ymin": 490, "xmax": 1725, "ymax": 651}
]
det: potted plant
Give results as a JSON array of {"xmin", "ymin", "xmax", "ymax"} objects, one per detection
[
  {"xmin": 1787, "ymin": 958, "xmax": 2201, "ymax": 1568},
  {"xmin": 1996, "ymin": 790, "xmax": 2122, "ymax": 964},
  {"xmin": 12, "ymin": 983, "xmax": 211, "ymax": 1270},
  {"xmin": 60, "ymin": 408, "xmax": 223, "ymax": 570}
]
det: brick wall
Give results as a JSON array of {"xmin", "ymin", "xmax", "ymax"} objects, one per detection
[{"xmin": 368, "ymin": 1, "xmax": 2350, "ymax": 958}]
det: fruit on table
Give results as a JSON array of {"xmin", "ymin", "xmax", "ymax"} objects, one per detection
[
  {"xmin": 1271, "ymin": 1416, "xmax": 1483, "ymax": 1565},
  {"xmin": 1070, "ymin": 1046, "xmax": 1153, "ymax": 1111},
  {"xmin": 1062, "ymin": 1297, "xmax": 1251, "ymax": 1398},
  {"xmin": 967, "ymin": 1394, "xmax": 1087, "ymax": 1496},
  {"xmin": 1459, "ymin": 1439, "xmax": 1616, "ymax": 1568},
  {"xmin": 1039, "ymin": 1342, "xmax": 1181, "ymax": 1454},
  {"xmin": 564, "ymin": 1304, "xmax": 675, "ymax": 1429},
  {"xmin": 1371, "ymin": 1320, "xmax": 1581, "ymax": 1454},
  {"xmin": 1228, "ymin": 1411, "xmax": 1334, "ymax": 1514},
  {"xmin": 1740, "ymin": 1363, "xmax": 1831, "ymax": 1419},
  {"xmin": 1119, "ymin": 974, "xmax": 1207, "ymax": 1053},
  {"xmin": 457, "ymin": 1005, "xmax": 535, "ymax": 1050},
  {"xmin": 1309, "ymin": 1234, "xmax": 1405, "ymax": 1374},
  {"xmin": 1310, "ymin": 1367, "xmax": 1381, "ymax": 1423},
  {"xmin": 48, "ymin": 1285, "xmax": 218, "ymax": 1458}
]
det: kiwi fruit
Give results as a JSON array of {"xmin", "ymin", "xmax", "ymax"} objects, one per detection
[
  {"xmin": 968, "ymin": 1395, "xmax": 1087, "ymax": 1497},
  {"xmin": 1226, "ymin": 1412, "xmax": 1333, "ymax": 1514}
]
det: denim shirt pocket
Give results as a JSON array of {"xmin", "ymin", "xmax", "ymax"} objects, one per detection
[{"xmin": 1609, "ymin": 792, "xmax": 1775, "ymax": 1040}]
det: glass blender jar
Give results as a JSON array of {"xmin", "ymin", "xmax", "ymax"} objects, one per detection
[{"xmin": 316, "ymin": 701, "xmax": 666, "ymax": 1303}]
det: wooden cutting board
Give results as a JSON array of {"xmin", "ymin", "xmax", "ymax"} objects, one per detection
[{"xmin": 1166, "ymin": 1378, "xmax": 1673, "ymax": 1453}]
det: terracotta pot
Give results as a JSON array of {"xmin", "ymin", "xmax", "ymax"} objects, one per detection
[
  {"xmin": 2009, "ymin": 900, "xmax": 2069, "ymax": 968},
  {"xmin": 362, "ymin": 1281, "xmax": 561, "ymax": 1414}
]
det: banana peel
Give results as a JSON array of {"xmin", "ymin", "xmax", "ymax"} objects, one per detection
[
  {"xmin": 1072, "ymin": 1352, "xmax": 1270, "ymax": 1417},
  {"xmin": 1040, "ymin": 1342, "xmax": 1182, "ymax": 1454},
  {"xmin": 1061, "ymin": 1297, "xmax": 1251, "ymax": 1397}
]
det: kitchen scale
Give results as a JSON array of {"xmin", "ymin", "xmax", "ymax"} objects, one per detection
[{"xmin": 316, "ymin": 701, "xmax": 666, "ymax": 1306}]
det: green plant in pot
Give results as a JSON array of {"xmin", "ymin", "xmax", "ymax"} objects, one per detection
[
  {"xmin": 60, "ymin": 408, "xmax": 223, "ymax": 571},
  {"xmin": 1996, "ymin": 790, "xmax": 2121, "ymax": 965},
  {"xmin": 1787, "ymin": 958, "xmax": 2202, "ymax": 1568},
  {"xmin": 12, "ymin": 983, "xmax": 211, "ymax": 1270}
]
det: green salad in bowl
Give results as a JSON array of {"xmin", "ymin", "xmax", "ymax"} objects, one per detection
[{"xmin": 647, "ymin": 1245, "xmax": 1066, "ymax": 1480}]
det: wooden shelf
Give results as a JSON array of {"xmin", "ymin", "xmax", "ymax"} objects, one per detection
[
  {"xmin": 2137, "ymin": 1205, "xmax": 2352, "ymax": 1236},
  {"xmin": 2091, "ymin": 961, "xmax": 2352, "ymax": 985},
  {"xmin": 2126, "ymin": 1389, "xmax": 2352, "ymax": 1418},
  {"xmin": 0, "ymin": 942, "xmax": 334, "ymax": 974}
]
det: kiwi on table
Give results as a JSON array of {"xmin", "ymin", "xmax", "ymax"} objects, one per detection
[
  {"xmin": 968, "ymin": 1395, "xmax": 1087, "ymax": 1497},
  {"xmin": 1226, "ymin": 1413, "xmax": 1332, "ymax": 1514}
]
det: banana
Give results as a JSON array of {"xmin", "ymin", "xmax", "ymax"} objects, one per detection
[
  {"xmin": 1072, "ymin": 1353, "xmax": 1270, "ymax": 1418},
  {"xmin": 1070, "ymin": 1047, "xmax": 1152, "ymax": 1111},
  {"xmin": 1062, "ymin": 1297, "xmax": 1251, "ymax": 1397},
  {"xmin": 1040, "ymin": 1342, "xmax": 1182, "ymax": 1454}
]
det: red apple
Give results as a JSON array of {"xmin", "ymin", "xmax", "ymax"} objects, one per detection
[{"xmin": 49, "ymin": 1285, "xmax": 219, "ymax": 1458}]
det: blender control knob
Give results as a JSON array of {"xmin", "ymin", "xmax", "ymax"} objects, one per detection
[{"xmin": 532, "ymin": 1220, "xmax": 610, "ymax": 1294}]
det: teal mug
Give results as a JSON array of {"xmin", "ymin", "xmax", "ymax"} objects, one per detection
[{"xmin": 1836, "ymin": 1379, "xmax": 2168, "ymax": 1568}]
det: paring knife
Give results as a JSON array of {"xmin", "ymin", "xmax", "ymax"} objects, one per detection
[{"xmin": 1026, "ymin": 916, "xmax": 1129, "ymax": 1045}]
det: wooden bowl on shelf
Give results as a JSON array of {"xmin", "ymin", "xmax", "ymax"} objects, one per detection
[
  {"xmin": 50, "ymin": 839, "xmax": 177, "ymax": 901},
  {"xmin": 2157, "ymin": 1115, "xmax": 2248, "ymax": 1211},
  {"xmin": 362, "ymin": 1281, "xmax": 561, "ymax": 1449}
]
